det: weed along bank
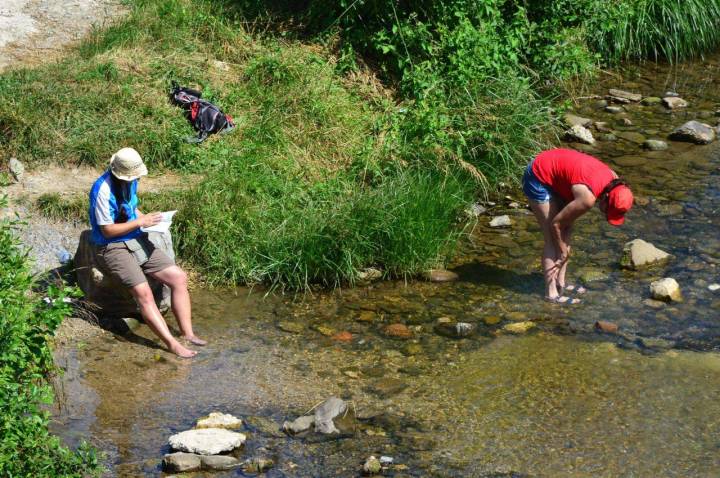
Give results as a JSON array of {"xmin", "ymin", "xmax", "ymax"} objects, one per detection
[{"xmin": 3, "ymin": 0, "xmax": 720, "ymax": 476}]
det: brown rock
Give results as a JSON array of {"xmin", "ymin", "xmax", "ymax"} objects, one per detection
[
  {"xmin": 383, "ymin": 323, "xmax": 413, "ymax": 339},
  {"xmin": 609, "ymin": 89, "xmax": 642, "ymax": 102},
  {"xmin": 332, "ymin": 331, "xmax": 353, "ymax": 343},
  {"xmin": 594, "ymin": 320, "xmax": 619, "ymax": 334}
]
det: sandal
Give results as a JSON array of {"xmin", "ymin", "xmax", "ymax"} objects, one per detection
[
  {"xmin": 561, "ymin": 284, "xmax": 587, "ymax": 295},
  {"xmin": 545, "ymin": 295, "xmax": 581, "ymax": 305}
]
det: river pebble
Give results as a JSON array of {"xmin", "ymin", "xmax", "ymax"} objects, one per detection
[
  {"xmin": 663, "ymin": 97, "xmax": 688, "ymax": 109},
  {"xmin": 709, "ymin": 284, "xmax": 720, "ymax": 292},
  {"xmin": 163, "ymin": 452, "xmax": 201, "ymax": 473},
  {"xmin": 489, "ymin": 215, "xmax": 512, "ymax": 227},
  {"xmin": 650, "ymin": 278, "xmax": 682, "ymax": 302},
  {"xmin": 200, "ymin": 455, "xmax": 241, "ymax": 471}
]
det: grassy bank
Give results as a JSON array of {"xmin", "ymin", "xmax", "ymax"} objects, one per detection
[
  {"xmin": 6, "ymin": 0, "xmax": 720, "ymax": 288},
  {"xmin": 0, "ymin": 199, "xmax": 100, "ymax": 476}
]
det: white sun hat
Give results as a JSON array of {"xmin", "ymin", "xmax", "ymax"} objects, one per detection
[{"xmin": 109, "ymin": 147, "xmax": 148, "ymax": 181}]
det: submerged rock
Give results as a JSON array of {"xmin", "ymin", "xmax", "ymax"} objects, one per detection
[
  {"xmin": 243, "ymin": 457, "xmax": 274, "ymax": 473},
  {"xmin": 434, "ymin": 317, "xmax": 475, "ymax": 338},
  {"xmin": 620, "ymin": 239, "xmax": 671, "ymax": 270},
  {"xmin": 605, "ymin": 105, "xmax": 625, "ymax": 114},
  {"xmin": 594, "ymin": 121, "xmax": 612, "ymax": 133},
  {"xmin": 650, "ymin": 278, "xmax": 682, "ymax": 302},
  {"xmin": 489, "ymin": 215, "xmax": 512, "ymax": 228},
  {"xmin": 423, "ymin": 269, "xmax": 459, "ymax": 282},
  {"xmin": 163, "ymin": 452, "xmax": 201, "ymax": 473},
  {"xmin": 643, "ymin": 139, "xmax": 668, "ymax": 151},
  {"xmin": 609, "ymin": 88, "xmax": 642, "ymax": 102},
  {"xmin": 563, "ymin": 113, "xmax": 592, "ymax": 128},
  {"xmin": 283, "ymin": 415, "xmax": 314, "ymax": 435},
  {"xmin": 503, "ymin": 321, "xmax": 535, "ymax": 334},
  {"xmin": 663, "ymin": 97, "xmax": 688, "ymax": 109},
  {"xmin": 641, "ymin": 96, "xmax": 662, "ymax": 106},
  {"xmin": 669, "ymin": 121, "xmax": 716, "ymax": 144},
  {"xmin": 565, "ymin": 125, "xmax": 595, "ymax": 145},
  {"xmin": 383, "ymin": 323, "xmax": 413, "ymax": 339},
  {"xmin": 595, "ymin": 320, "xmax": 619, "ymax": 334},
  {"xmin": 277, "ymin": 321, "xmax": 304, "ymax": 334},
  {"xmin": 709, "ymin": 284, "xmax": 720, "ymax": 292},
  {"xmin": 615, "ymin": 131, "xmax": 645, "ymax": 144},
  {"xmin": 168, "ymin": 428, "xmax": 245, "ymax": 455},
  {"xmin": 366, "ymin": 378, "xmax": 408, "ymax": 398},
  {"xmin": 200, "ymin": 455, "xmax": 241, "ymax": 471},
  {"xmin": 196, "ymin": 412, "xmax": 243, "ymax": 430},
  {"xmin": 577, "ymin": 267, "xmax": 609, "ymax": 283},
  {"xmin": 362, "ymin": 456, "xmax": 382, "ymax": 475}
]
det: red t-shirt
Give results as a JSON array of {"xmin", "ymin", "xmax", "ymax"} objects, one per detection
[{"xmin": 531, "ymin": 149, "xmax": 615, "ymax": 202}]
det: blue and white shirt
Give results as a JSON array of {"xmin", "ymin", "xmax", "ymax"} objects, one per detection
[{"xmin": 88, "ymin": 170, "xmax": 141, "ymax": 246}]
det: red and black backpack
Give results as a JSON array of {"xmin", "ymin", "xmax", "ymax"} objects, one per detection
[{"xmin": 170, "ymin": 82, "xmax": 235, "ymax": 143}]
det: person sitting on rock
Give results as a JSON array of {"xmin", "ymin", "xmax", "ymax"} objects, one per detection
[
  {"xmin": 522, "ymin": 148, "xmax": 633, "ymax": 304},
  {"xmin": 88, "ymin": 147, "xmax": 205, "ymax": 357}
]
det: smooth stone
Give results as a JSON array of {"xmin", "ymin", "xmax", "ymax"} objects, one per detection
[
  {"xmin": 168, "ymin": 429, "xmax": 246, "ymax": 455},
  {"xmin": 615, "ymin": 131, "xmax": 646, "ymax": 144},
  {"xmin": 8, "ymin": 157, "xmax": 24, "ymax": 182},
  {"xmin": 605, "ymin": 106, "xmax": 625, "ymax": 114},
  {"xmin": 641, "ymin": 96, "xmax": 662, "ymax": 105},
  {"xmin": 314, "ymin": 397, "xmax": 348, "ymax": 434},
  {"xmin": 243, "ymin": 457, "xmax": 274, "ymax": 473},
  {"xmin": 311, "ymin": 324, "xmax": 335, "ymax": 336},
  {"xmin": 277, "ymin": 321, "xmax": 304, "ymax": 334},
  {"xmin": 565, "ymin": 125, "xmax": 595, "ymax": 145},
  {"xmin": 363, "ymin": 456, "xmax": 382, "ymax": 475},
  {"xmin": 366, "ymin": 378, "xmax": 407, "ymax": 398},
  {"xmin": 643, "ymin": 139, "xmax": 668, "ymax": 151},
  {"xmin": 332, "ymin": 331, "xmax": 353, "ymax": 343},
  {"xmin": 594, "ymin": 320, "xmax": 619, "ymax": 334},
  {"xmin": 577, "ymin": 268, "xmax": 609, "ymax": 283},
  {"xmin": 609, "ymin": 89, "xmax": 642, "ymax": 102},
  {"xmin": 483, "ymin": 315, "xmax": 502, "ymax": 325},
  {"xmin": 608, "ymin": 95, "xmax": 631, "ymax": 104},
  {"xmin": 594, "ymin": 121, "xmax": 612, "ymax": 133},
  {"xmin": 434, "ymin": 317, "xmax": 474, "ymax": 338},
  {"xmin": 620, "ymin": 239, "xmax": 671, "ymax": 270},
  {"xmin": 643, "ymin": 298, "xmax": 666, "ymax": 309},
  {"xmin": 503, "ymin": 321, "xmax": 535, "ymax": 334},
  {"xmin": 196, "ymin": 412, "xmax": 243, "ymax": 430},
  {"xmin": 383, "ymin": 323, "xmax": 413, "ymax": 339},
  {"xmin": 563, "ymin": 113, "xmax": 592, "ymax": 127},
  {"xmin": 423, "ymin": 269, "xmax": 459, "ymax": 282},
  {"xmin": 709, "ymin": 284, "xmax": 720, "ymax": 291},
  {"xmin": 489, "ymin": 215, "xmax": 512, "ymax": 228},
  {"xmin": 669, "ymin": 121, "xmax": 716, "ymax": 144},
  {"xmin": 200, "ymin": 455, "xmax": 241, "ymax": 471},
  {"xmin": 356, "ymin": 310, "xmax": 376, "ymax": 322},
  {"xmin": 650, "ymin": 278, "xmax": 682, "ymax": 302},
  {"xmin": 163, "ymin": 453, "xmax": 202, "ymax": 473},
  {"xmin": 663, "ymin": 97, "xmax": 688, "ymax": 109},
  {"xmin": 282, "ymin": 415, "xmax": 315, "ymax": 435}
]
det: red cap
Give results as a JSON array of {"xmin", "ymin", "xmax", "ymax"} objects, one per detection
[{"xmin": 606, "ymin": 185, "xmax": 633, "ymax": 226}]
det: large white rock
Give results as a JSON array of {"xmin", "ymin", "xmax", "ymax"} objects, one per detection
[
  {"xmin": 620, "ymin": 239, "xmax": 671, "ymax": 270},
  {"xmin": 168, "ymin": 428, "xmax": 246, "ymax": 455},
  {"xmin": 650, "ymin": 278, "xmax": 682, "ymax": 302},
  {"xmin": 669, "ymin": 121, "xmax": 716, "ymax": 144},
  {"xmin": 489, "ymin": 215, "xmax": 512, "ymax": 228},
  {"xmin": 196, "ymin": 412, "xmax": 243, "ymax": 430},
  {"xmin": 663, "ymin": 97, "xmax": 688, "ymax": 109},
  {"xmin": 565, "ymin": 125, "xmax": 595, "ymax": 145}
]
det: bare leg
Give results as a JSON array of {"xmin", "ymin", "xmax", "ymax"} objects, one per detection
[
  {"xmin": 557, "ymin": 226, "xmax": 572, "ymax": 289},
  {"xmin": 151, "ymin": 265, "xmax": 206, "ymax": 345},
  {"xmin": 129, "ymin": 282, "xmax": 197, "ymax": 358},
  {"xmin": 529, "ymin": 199, "xmax": 563, "ymax": 299}
]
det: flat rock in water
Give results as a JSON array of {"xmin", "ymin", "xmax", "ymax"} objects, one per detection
[
  {"xmin": 489, "ymin": 215, "xmax": 512, "ymax": 228},
  {"xmin": 663, "ymin": 97, "xmax": 688, "ymax": 109},
  {"xmin": 314, "ymin": 397, "xmax": 347, "ymax": 434},
  {"xmin": 565, "ymin": 124, "xmax": 595, "ymax": 144},
  {"xmin": 163, "ymin": 452, "xmax": 202, "ymax": 473},
  {"xmin": 605, "ymin": 105, "xmax": 625, "ymax": 114},
  {"xmin": 609, "ymin": 89, "xmax": 642, "ymax": 102},
  {"xmin": 168, "ymin": 428, "xmax": 246, "ymax": 455},
  {"xmin": 243, "ymin": 416, "xmax": 285, "ymax": 437},
  {"xmin": 200, "ymin": 455, "xmax": 241, "ymax": 471},
  {"xmin": 366, "ymin": 378, "xmax": 408, "ymax": 398},
  {"xmin": 277, "ymin": 321, "xmax": 304, "ymax": 334},
  {"xmin": 594, "ymin": 121, "xmax": 612, "ymax": 133},
  {"xmin": 196, "ymin": 412, "xmax": 243, "ymax": 430},
  {"xmin": 709, "ymin": 284, "xmax": 720, "ymax": 292},
  {"xmin": 641, "ymin": 96, "xmax": 663, "ymax": 106},
  {"xmin": 423, "ymin": 269, "xmax": 459, "ymax": 282},
  {"xmin": 650, "ymin": 278, "xmax": 682, "ymax": 302},
  {"xmin": 669, "ymin": 121, "xmax": 716, "ymax": 144},
  {"xmin": 621, "ymin": 239, "xmax": 670, "ymax": 270},
  {"xmin": 643, "ymin": 139, "xmax": 668, "ymax": 151},
  {"xmin": 563, "ymin": 113, "xmax": 592, "ymax": 128},
  {"xmin": 594, "ymin": 320, "xmax": 619, "ymax": 334},
  {"xmin": 577, "ymin": 268, "xmax": 609, "ymax": 283},
  {"xmin": 503, "ymin": 321, "xmax": 535, "ymax": 334},
  {"xmin": 615, "ymin": 131, "xmax": 645, "ymax": 144},
  {"xmin": 282, "ymin": 415, "xmax": 315, "ymax": 435},
  {"xmin": 383, "ymin": 323, "xmax": 413, "ymax": 339}
]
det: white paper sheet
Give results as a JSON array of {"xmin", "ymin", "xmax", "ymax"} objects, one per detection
[{"xmin": 141, "ymin": 210, "xmax": 177, "ymax": 233}]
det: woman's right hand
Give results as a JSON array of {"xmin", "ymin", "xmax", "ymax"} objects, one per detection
[{"xmin": 139, "ymin": 212, "xmax": 163, "ymax": 227}]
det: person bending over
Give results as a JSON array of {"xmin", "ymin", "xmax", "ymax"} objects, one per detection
[
  {"xmin": 89, "ymin": 147, "xmax": 205, "ymax": 357},
  {"xmin": 522, "ymin": 148, "xmax": 633, "ymax": 304}
]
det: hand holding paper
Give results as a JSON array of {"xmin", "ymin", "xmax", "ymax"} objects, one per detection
[{"xmin": 141, "ymin": 210, "xmax": 177, "ymax": 233}]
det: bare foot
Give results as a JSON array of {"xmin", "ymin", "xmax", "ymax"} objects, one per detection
[
  {"xmin": 169, "ymin": 342, "xmax": 198, "ymax": 358},
  {"xmin": 182, "ymin": 335, "xmax": 208, "ymax": 346}
]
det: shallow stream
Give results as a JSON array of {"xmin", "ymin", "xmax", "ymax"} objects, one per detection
[{"xmin": 52, "ymin": 56, "xmax": 720, "ymax": 477}]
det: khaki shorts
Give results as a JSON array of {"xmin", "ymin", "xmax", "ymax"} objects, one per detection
[{"xmin": 96, "ymin": 234, "xmax": 175, "ymax": 288}]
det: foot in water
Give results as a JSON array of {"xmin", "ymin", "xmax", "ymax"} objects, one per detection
[
  {"xmin": 561, "ymin": 284, "xmax": 587, "ymax": 295},
  {"xmin": 170, "ymin": 342, "xmax": 198, "ymax": 358},
  {"xmin": 545, "ymin": 295, "xmax": 581, "ymax": 305},
  {"xmin": 182, "ymin": 335, "xmax": 208, "ymax": 346}
]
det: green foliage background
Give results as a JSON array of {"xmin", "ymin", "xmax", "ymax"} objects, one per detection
[{"xmin": 0, "ymin": 200, "xmax": 100, "ymax": 477}]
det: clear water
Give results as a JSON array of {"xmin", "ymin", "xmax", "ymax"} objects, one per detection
[{"xmin": 52, "ymin": 57, "xmax": 720, "ymax": 477}]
